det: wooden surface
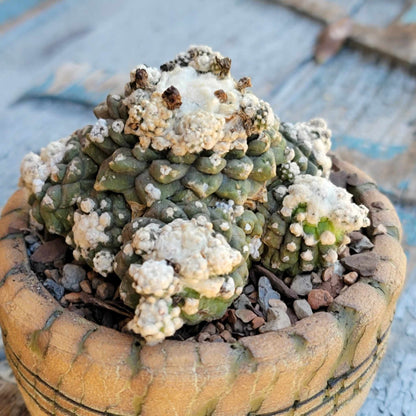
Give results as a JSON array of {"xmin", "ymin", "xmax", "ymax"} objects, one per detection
[{"xmin": 0, "ymin": 0, "xmax": 415, "ymax": 414}]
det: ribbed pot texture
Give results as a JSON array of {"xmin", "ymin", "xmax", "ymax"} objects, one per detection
[{"xmin": 0, "ymin": 159, "xmax": 406, "ymax": 416}]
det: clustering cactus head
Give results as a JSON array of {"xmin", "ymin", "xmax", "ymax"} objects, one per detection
[
  {"xmin": 262, "ymin": 175, "xmax": 370, "ymax": 275},
  {"xmin": 20, "ymin": 46, "xmax": 370, "ymax": 344}
]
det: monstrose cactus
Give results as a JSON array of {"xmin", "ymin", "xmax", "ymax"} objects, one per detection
[{"xmin": 19, "ymin": 46, "xmax": 370, "ymax": 344}]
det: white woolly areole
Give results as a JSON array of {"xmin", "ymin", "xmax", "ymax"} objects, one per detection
[
  {"xmin": 20, "ymin": 136, "xmax": 70, "ymax": 194},
  {"xmin": 72, "ymin": 211, "xmax": 111, "ymax": 258},
  {"xmin": 80, "ymin": 198, "xmax": 96, "ymax": 214},
  {"xmin": 129, "ymin": 259, "xmax": 179, "ymax": 298},
  {"xmin": 249, "ymin": 236, "xmax": 262, "ymax": 260},
  {"xmin": 124, "ymin": 62, "xmax": 274, "ymax": 156},
  {"xmin": 281, "ymin": 175, "xmax": 370, "ymax": 232},
  {"xmin": 127, "ymin": 297, "xmax": 183, "ymax": 345},
  {"xmin": 93, "ymin": 250, "xmax": 114, "ymax": 277},
  {"xmin": 182, "ymin": 298, "xmax": 200, "ymax": 315},
  {"xmin": 320, "ymin": 230, "xmax": 336, "ymax": 245},
  {"xmin": 89, "ymin": 119, "xmax": 108, "ymax": 143}
]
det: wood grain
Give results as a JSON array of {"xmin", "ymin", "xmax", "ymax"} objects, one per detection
[{"xmin": 0, "ymin": 379, "xmax": 29, "ymax": 416}]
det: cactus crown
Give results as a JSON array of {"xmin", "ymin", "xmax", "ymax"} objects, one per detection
[{"xmin": 19, "ymin": 46, "xmax": 370, "ymax": 344}]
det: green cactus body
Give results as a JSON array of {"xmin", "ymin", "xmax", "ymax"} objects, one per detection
[
  {"xmin": 21, "ymin": 135, "xmax": 99, "ymax": 236},
  {"xmin": 19, "ymin": 46, "xmax": 371, "ymax": 344},
  {"xmin": 261, "ymin": 174, "xmax": 370, "ymax": 275},
  {"xmin": 66, "ymin": 192, "xmax": 131, "ymax": 276},
  {"xmin": 113, "ymin": 199, "xmax": 264, "ymax": 342}
]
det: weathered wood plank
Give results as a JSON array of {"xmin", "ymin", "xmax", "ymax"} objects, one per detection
[
  {"xmin": 268, "ymin": 48, "xmax": 416, "ymax": 203},
  {"xmin": 0, "ymin": 379, "xmax": 29, "ymax": 416}
]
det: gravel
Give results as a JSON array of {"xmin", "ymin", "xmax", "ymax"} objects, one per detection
[
  {"xmin": 258, "ymin": 276, "xmax": 281, "ymax": 313},
  {"xmin": 61, "ymin": 264, "xmax": 86, "ymax": 292},
  {"xmin": 290, "ymin": 274, "xmax": 313, "ymax": 296},
  {"xmin": 293, "ymin": 299, "xmax": 313, "ymax": 319}
]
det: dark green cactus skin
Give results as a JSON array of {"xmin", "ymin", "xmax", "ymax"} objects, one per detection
[
  {"xmin": 260, "ymin": 189, "xmax": 346, "ymax": 276},
  {"xmin": 67, "ymin": 191, "xmax": 131, "ymax": 271},
  {"xmin": 29, "ymin": 134, "xmax": 98, "ymax": 236},
  {"xmin": 91, "ymin": 118, "xmax": 327, "ymax": 212}
]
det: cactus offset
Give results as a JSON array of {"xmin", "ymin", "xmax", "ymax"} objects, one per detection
[
  {"xmin": 19, "ymin": 45, "xmax": 371, "ymax": 344},
  {"xmin": 261, "ymin": 175, "xmax": 370, "ymax": 275}
]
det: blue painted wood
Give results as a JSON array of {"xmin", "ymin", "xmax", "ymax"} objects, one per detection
[
  {"xmin": 0, "ymin": 0, "xmax": 48, "ymax": 26},
  {"xmin": 400, "ymin": 4, "xmax": 416, "ymax": 24},
  {"xmin": 20, "ymin": 65, "xmax": 125, "ymax": 107}
]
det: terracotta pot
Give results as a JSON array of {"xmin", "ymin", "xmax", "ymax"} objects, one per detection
[{"xmin": 0, "ymin": 160, "xmax": 406, "ymax": 416}]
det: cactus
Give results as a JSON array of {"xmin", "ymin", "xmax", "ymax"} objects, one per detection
[
  {"xmin": 19, "ymin": 46, "xmax": 370, "ymax": 344},
  {"xmin": 261, "ymin": 175, "xmax": 370, "ymax": 275},
  {"xmin": 66, "ymin": 191, "xmax": 131, "ymax": 276},
  {"xmin": 20, "ymin": 134, "xmax": 98, "ymax": 235}
]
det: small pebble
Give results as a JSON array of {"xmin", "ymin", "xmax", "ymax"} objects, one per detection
[
  {"xmin": 290, "ymin": 274, "xmax": 313, "ymax": 296},
  {"xmin": 220, "ymin": 330, "xmax": 235, "ymax": 342},
  {"xmin": 226, "ymin": 309, "xmax": 237, "ymax": 325},
  {"xmin": 311, "ymin": 272, "xmax": 322, "ymax": 285},
  {"xmin": 80, "ymin": 279, "xmax": 93, "ymax": 294},
  {"xmin": 61, "ymin": 264, "xmax": 86, "ymax": 292},
  {"xmin": 268, "ymin": 299, "xmax": 287, "ymax": 311},
  {"xmin": 243, "ymin": 284, "xmax": 255, "ymax": 294},
  {"xmin": 87, "ymin": 271, "xmax": 97, "ymax": 281},
  {"xmin": 349, "ymin": 232, "xmax": 374, "ymax": 253},
  {"xmin": 210, "ymin": 335, "xmax": 224, "ymax": 343},
  {"xmin": 258, "ymin": 276, "xmax": 280, "ymax": 314},
  {"xmin": 251, "ymin": 316, "xmax": 265, "ymax": 329},
  {"xmin": 204, "ymin": 323, "xmax": 217, "ymax": 335},
  {"xmin": 43, "ymin": 279, "xmax": 65, "ymax": 301},
  {"xmin": 293, "ymin": 299, "xmax": 313, "ymax": 320},
  {"xmin": 307, "ymin": 289, "xmax": 333, "ymax": 310},
  {"xmin": 233, "ymin": 294, "xmax": 251, "ymax": 310},
  {"xmin": 197, "ymin": 332, "xmax": 210, "ymax": 342},
  {"xmin": 91, "ymin": 277, "xmax": 103, "ymax": 290},
  {"xmin": 338, "ymin": 246, "xmax": 350, "ymax": 259},
  {"xmin": 320, "ymin": 273, "xmax": 344, "ymax": 298},
  {"xmin": 24, "ymin": 234, "xmax": 39, "ymax": 245},
  {"xmin": 341, "ymin": 253, "xmax": 378, "ymax": 277},
  {"xmin": 322, "ymin": 267, "xmax": 334, "ymax": 282},
  {"xmin": 373, "ymin": 224, "xmax": 387, "ymax": 236},
  {"xmin": 44, "ymin": 269, "xmax": 60, "ymax": 283},
  {"xmin": 30, "ymin": 238, "xmax": 67, "ymax": 263},
  {"xmin": 216, "ymin": 322, "xmax": 225, "ymax": 332},
  {"xmin": 63, "ymin": 292, "xmax": 83, "ymax": 303},
  {"xmin": 247, "ymin": 291, "xmax": 258, "ymax": 302},
  {"xmin": 96, "ymin": 282, "xmax": 115, "ymax": 300},
  {"xmin": 343, "ymin": 271, "xmax": 358, "ymax": 285},
  {"xmin": 284, "ymin": 277, "xmax": 292, "ymax": 285},
  {"xmin": 236, "ymin": 309, "xmax": 257, "ymax": 323},
  {"xmin": 267, "ymin": 307, "xmax": 282, "ymax": 321},
  {"xmin": 260, "ymin": 309, "xmax": 291, "ymax": 332},
  {"xmin": 233, "ymin": 320, "xmax": 245, "ymax": 334},
  {"xmin": 333, "ymin": 261, "xmax": 345, "ymax": 276}
]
